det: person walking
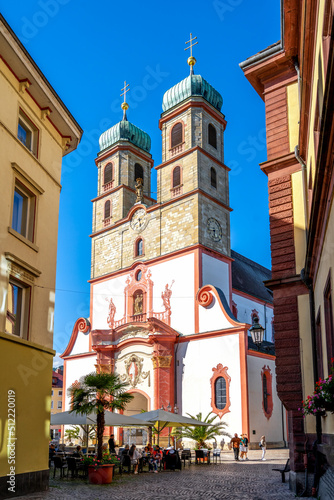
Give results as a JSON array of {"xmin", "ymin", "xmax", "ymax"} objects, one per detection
[
  {"xmin": 220, "ymin": 438, "xmax": 225, "ymax": 450},
  {"xmin": 230, "ymin": 433, "xmax": 241, "ymax": 461},
  {"xmin": 243, "ymin": 434, "xmax": 249, "ymax": 460},
  {"xmin": 260, "ymin": 435, "xmax": 266, "ymax": 460},
  {"xmin": 240, "ymin": 434, "xmax": 246, "ymax": 460}
]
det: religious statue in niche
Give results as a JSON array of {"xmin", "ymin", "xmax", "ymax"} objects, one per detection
[
  {"xmin": 133, "ymin": 291, "xmax": 143, "ymax": 315},
  {"xmin": 106, "ymin": 297, "xmax": 116, "ymax": 329},
  {"xmin": 135, "ymin": 177, "xmax": 144, "ymax": 203},
  {"xmin": 120, "ymin": 354, "xmax": 150, "ymax": 388},
  {"xmin": 161, "ymin": 280, "xmax": 174, "ymax": 311}
]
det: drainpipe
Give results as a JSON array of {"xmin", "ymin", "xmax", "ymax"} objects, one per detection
[
  {"xmin": 301, "ymin": 269, "xmax": 322, "ymax": 445},
  {"xmin": 294, "ymin": 146, "xmax": 309, "ymax": 244}
]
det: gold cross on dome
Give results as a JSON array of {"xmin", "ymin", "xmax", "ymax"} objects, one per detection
[
  {"xmin": 185, "ymin": 33, "xmax": 198, "ymax": 57},
  {"xmin": 120, "ymin": 81, "xmax": 130, "ymax": 103}
]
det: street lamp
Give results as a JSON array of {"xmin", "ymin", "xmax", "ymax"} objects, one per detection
[
  {"xmin": 249, "ymin": 317, "xmax": 265, "ymax": 349},
  {"xmin": 173, "ymin": 404, "xmax": 178, "ymax": 414},
  {"xmin": 167, "ymin": 402, "xmax": 172, "ymax": 412}
]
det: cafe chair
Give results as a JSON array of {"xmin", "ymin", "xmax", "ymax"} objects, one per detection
[
  {"xmin": 181, "ymin": 449, "xmax": 191, "ymax": 466},
  {"xmin": 53, "ymin": 456, "xmax": 68, "ymax": 478}
]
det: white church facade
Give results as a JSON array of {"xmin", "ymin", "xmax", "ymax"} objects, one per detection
[{"xmin": 61, "ymin": 57, "xmax": 286, "ymax": 447}]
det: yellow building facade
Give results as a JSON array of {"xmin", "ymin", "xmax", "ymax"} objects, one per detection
[
  {"xmin": 0, "ymin": 15, "xmax": 82, "ymax": 498},
  {"xmin": 241, "ymin": 0, "xmax": 334, "ymax": 496}
]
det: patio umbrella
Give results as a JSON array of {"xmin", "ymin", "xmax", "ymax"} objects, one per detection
[
  {"xmin": 50, "ymin": 410, "xmax": 151, "ymax": 426},
  {"xmin": 131, "ymin": 409, "xmax": 209, "ymax": 445}
]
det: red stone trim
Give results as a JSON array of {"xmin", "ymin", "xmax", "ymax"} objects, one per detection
[
  {"xmin": 96, "ymin": 144, "xmax": 153, "ymax": 166},
  {"xmin": 159, "ymin": 100, "xmax": 227, "ymax": 130},
  {"xmin": 155, "ymin": 145, "xmax": 230, "ymax": 172},
  {"xmin": 210, "ymin": 364, "xmax": 231, "ymax": 418}
]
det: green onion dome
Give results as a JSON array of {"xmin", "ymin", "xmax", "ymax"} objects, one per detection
[
  {"xmin": 99, "ymin": 119, "xmax": 151, "ymax": 153},
  {"xmin": 162, "ymin": 74, "xmax": 223, "ymax": 113}
]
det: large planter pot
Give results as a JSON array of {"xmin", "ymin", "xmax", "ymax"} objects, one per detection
[{"xmin": 88, "ymin": 464, "xmax": 114, "ymax": 484}]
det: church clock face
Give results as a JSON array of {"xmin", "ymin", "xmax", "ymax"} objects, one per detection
[
  {"xmin": 130, "ymin": 208, "xmax": 147, "ymax": 231},
  {"xmin": 207, "ymin": 217, "xmax": 222, "ymax": 242}
]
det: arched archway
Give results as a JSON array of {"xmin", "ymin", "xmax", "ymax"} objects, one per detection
[{"xmin": 123, "ymin": 391, "xmax": 149, "ymax": 446}]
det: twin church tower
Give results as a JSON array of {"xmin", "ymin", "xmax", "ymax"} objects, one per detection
[
  {"xmin": 62, "ymin": 37, "xmax": 279, "ymax": 445},
  {"xmin": 91, "ymin": 37, "xmax": 230, "ymax": 281}
]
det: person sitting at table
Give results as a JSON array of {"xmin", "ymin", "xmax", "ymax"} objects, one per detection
[
  {"xmin": 129, "ymin": 444, "xmax": 142, "ymax": 474},
  {"xmin": 73, "ymin": 445, "xmax": 83, "ymax": 458},
  {"xmin": 49, "ymin": 444, "xmax": 56, "ymax": 460},
  {"xmin": 149, "ymin": 445, "xmax": 162, "ymax": 473},
  {"xmin": 164, "ymin": 446, "xmax": 181, "ymax": 471},
  {"xmin": 147, "ymin": 443, "xmax": 154, "ymax": 454}
]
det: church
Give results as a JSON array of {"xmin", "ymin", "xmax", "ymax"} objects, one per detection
[{"xmin": 61, "ymin": 44, "xmax": 286, "ymax": 447}]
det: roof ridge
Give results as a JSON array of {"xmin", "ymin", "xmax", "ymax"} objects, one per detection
[{"xmin": 231, "ymin": 249, "xmax": 271, "ymax": 275}]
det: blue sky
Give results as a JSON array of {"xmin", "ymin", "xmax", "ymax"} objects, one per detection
[{"xmin": 2, "ymin": 1, "xmax": 281, "ymax": 362}]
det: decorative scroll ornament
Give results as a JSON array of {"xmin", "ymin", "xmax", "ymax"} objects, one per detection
[
  {"xmin": 197, "ymin": 286, "xmax": 213, "ymax": 307},
  {"xmin": 120, "ymin": 354, "xmax": 150, "ymax": 388},
  {"xmin": 77, "ymin": 318, "xmax": 91, "ymax": 333}
]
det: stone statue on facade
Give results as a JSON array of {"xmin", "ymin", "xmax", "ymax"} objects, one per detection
[
  {"xmin": 161, "ymin": 281, "xmax": 174, "ymax": 311},
  {"xmin": 106, "ymin": 297, "xmax": 116, "ymax": 329},
  {"xmin": 135, "ymin": 177, "xmax": 144, "ymax": 203},
  {"xmin": 134, "ymin": 293, "xmax": 143, "ymax": 314}
]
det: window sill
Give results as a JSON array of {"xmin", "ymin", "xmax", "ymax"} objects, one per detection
[{"xmin": 8, "ymin": 227, "xmax": 39, "ymax": 252}]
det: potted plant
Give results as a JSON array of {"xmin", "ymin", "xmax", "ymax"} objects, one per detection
[
  {"xmin": 300, "ymin": 358, "xmax": 334, "ymax": 416},
  {"xmin": 172, "ymin": 411, "xmax": 231, "ymax": 449},
  {"xmin": 69, "ymin": 372, "xmax": 133, "ymax": 484}
]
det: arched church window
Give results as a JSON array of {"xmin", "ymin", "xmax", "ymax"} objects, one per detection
[
  {"xmin": 210, "ymin": 364, "xmax": 231, "ymax": 418},
  {"xmin": 104, "ymin": 200, "xmax": 111, "ymax": 219},
  {"xmin": 104, "ymin": 163, "xmax": 113, "ymax": 184},
  {"xmin": 172, "ymin": 166, "xmax": 181, "ymax": 188},
  {"xmin": 134, "ymin": 163, "xmax": 144, "ymax": 184},
  {"xmin": 211, "ymin": 167, "xmax": 217, "ymax": 188},
  {"xmin": 208, "ymin": 124, "xmax": 217, "ymax": 149},
  {"xmin": 215, "ymin": 376, "xmax": 227, "ymax": 410},
  {"xmin": 135, "ymin": 238, "xmax": 143, "ymax": 257},
  {"xmin": 171, "ymin": 123, "xmax": 183, "ymax": 148},
  {"xmin": 133, "ymin": 290, "xmax": 144, "ymax": 315}
]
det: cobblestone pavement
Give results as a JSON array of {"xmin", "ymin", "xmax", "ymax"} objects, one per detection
[{"xmin": 13, "ymin": 449, "xmax": 313, "ymax": 500}]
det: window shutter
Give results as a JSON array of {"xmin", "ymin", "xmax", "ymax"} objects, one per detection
[
  {"xmin": 211, "ymin": 167, "xmax": 217, "ymax": 188},
  {"xmin": 104, "ymin": 200, "xmax": 111, "ymax": 219},
  {"xmin": 171, "ymin": 123, "xmax": 183, "ymax": 148},
  {"xmin": 173, "ymin": 167, "xmax": 181, "ymax": 188},
  {"xmin": 104, "ymin": 163, "xmax": 113, "ymax": 184}
]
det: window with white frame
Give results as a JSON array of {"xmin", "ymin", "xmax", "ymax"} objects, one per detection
[
  {"xmin": 18, "ymin": 110, "xmax": 38, "ymax": 156},
  {"xmin": 5, "ymin": 278, "xmax": 31, "ymax": 339},
  {"xmin": 57, "ymin": 401, "xmax": 62, "ymax": 409},
  {"xmin": 58, "ymin": 390, "xmax": 62, "ymax": 396},
  {"xmin": 51, "ymin": 401, "xmax": 54, "ymax": 409},
  {"xmin": 12, "ymin": 180, "xmax": 36, "ymax": 242}
]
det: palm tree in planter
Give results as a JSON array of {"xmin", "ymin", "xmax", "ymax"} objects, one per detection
[
  {"xmin": 172, "ymin": 411, "xmax": 231, "ymax": 449},
  {"xmin": 69, "ymin": 372, "xmax": 133, "ymax": 461}
]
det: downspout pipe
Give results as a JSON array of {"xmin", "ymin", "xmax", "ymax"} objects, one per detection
[
  {"xmin": 294, "ymin": 146, "xmax": 309, "ymax": 242},
  {"xmin": 300, "ymin": 269, "xmax": 322, "ymax": 446}
]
